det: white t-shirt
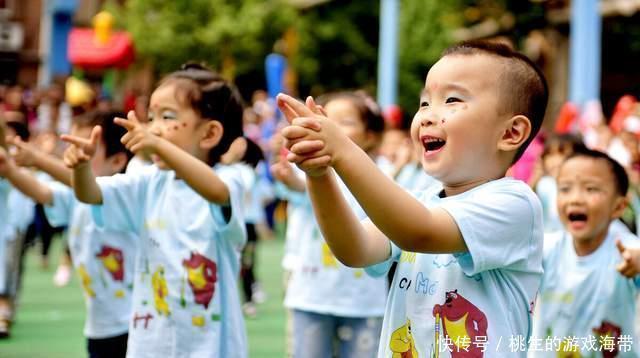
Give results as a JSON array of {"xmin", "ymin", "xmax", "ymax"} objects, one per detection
[
  {"xmin": 531, "ymin": 229, "xmax": 640, "ymax": 357},
  {"xmin": 44, "ymin": 182, "xmax": 137, "ymax": 339},
  {"xmin": 395, "ymin": 163, "xmax": 439, "ymax": 192},
  {"xmin": 535, "ymin": 175, "xmax": 563, "ymax": 233},
  {"xmin": 92, "ymin": 164, "xmax": 247, "ymax": 358},
  {"xmin": 366, "ymin": 178, "xmax": 544, "ymax": 357},
  {"xmin": 284, "ymin": 172, "xmax": 388, "ymax": 318}
]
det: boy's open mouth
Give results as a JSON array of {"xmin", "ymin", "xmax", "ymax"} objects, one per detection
[
  {"xmin": 421, "ymin": 136, "xmax": 446, "ymax": 153},
  {"xmin": 567, "ymin": 211, "xmax": 588, "ymax": 229}
]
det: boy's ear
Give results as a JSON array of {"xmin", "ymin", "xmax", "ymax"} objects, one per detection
[
  {"xmin": 497, "ymin": 115, "xmax": 532, "ymax": 153},
  {"xmin": 611, "ymin": 195, "xmax": 629, "ymax": 219},
  {"xmin": 199, "ymin": 120, "xmax": 223, "ymax": 151},
  {"xmin": 108, "ymin": 152, "xmax": 129, "ymax": 174}
]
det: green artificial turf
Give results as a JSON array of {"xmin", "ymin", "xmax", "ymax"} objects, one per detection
[{"xmin": 0, "ymin": 238, "xmax": 286, "ymax": 358}]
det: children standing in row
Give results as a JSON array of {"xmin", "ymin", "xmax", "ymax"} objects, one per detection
[
  {"xmin": 273, "ymin": 92, "xmax": 388, "ymax": 357},
  {"xmin": 0, "ymin": 111, "xmax": 137, "ymax": 357},
  {"xmin": 61, "ymin": 64, "xmax": 249, "ymax": 357},
  {"xmin": 278, "ymin": 40, "xmax": 548, "ymax": 356}
]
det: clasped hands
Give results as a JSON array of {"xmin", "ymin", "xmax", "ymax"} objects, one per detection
[{"xmin": 277, "ymin": 93, "xmax": 350, "ymax": 177}]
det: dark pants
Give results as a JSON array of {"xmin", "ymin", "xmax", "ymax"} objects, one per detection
[
  {"xmin": 240, "ymin": 223, "xmax": 258, "ymax": 303},
  {"xmin": 87, "ymin": 333, "xmax": 128, "ymax": 358}
]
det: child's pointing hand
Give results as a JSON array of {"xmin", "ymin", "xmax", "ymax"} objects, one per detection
[
  {"xmin": 60, "ymin": 126, "xmax": 102, "ymax": 169},
  {"xmin": 616, "ymin": 239, "xmax": 640, "ymax": 278},
  {"xmin": 115, "ymin": 110, "xmax": 159, "ymax": 155}
]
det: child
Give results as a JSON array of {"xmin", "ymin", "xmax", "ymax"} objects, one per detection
[
  {"xmin": 529, "ymin": 134, "xmax": 586, "ymax": 233},
  {"xmin": 531, "ymin": 149, "xmax": 640, "ymax": 357},
  {"xmin": 62, "ymin": 64, "xmax": 248, "ymax": 358},
  {"xmin": 0, "ymin": 111, "xmax": 136, "ymax": 356},
  {"xmin": 221, "ymin": 136, "xmax": 266, "ymax": 317},
  {"xmin": 278, "ymin": 40, "xmax": 548, "ymax": 356},
  {"xmin": 0, "ymin": 120, "xmax": 34, "ymax": 338},
  {"xmin": 272, "ymin": 91, "xmax": 388, "ymax": 357}
]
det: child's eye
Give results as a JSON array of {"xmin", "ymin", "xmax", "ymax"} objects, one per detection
[
  {"xmin": 586, "ymin": 187, "xmax": 599, "ymax": 192},
  {"xmin": 147, "ymin": 113, "xmax": 154, "ymax": 122},
  {"xmin": 446, "ymin": 97, "xmax": 461, "ymax": 104},
  {"xmin": 162, "ymin": 111, "xmax": 177, "ymax": 120},
  {"xmin": 420, "ymin": 101, "xmax": 429, "ymax": 108},
  {"xmin": 558, "ymin": 186, "xmax": 570, "ymax": 193}
]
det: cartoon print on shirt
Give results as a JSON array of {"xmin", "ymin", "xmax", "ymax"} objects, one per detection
[
  {"xmin": 390, "ymin": 319, "xmax": 419, "ymax": 358},
  {"xmin": 183, "ymin": 252, "xmax": 217, "ymax": 309},
  {"xmin": 152, "ymin": 266, "xmax": 171, "ymax": 316},
  {"xmin": 321, "ymin": 242, "xmax": 338, "ymax": 268},
  {"xmin": 77, "ymin": 264, "xmax": 96, "ymax": 297},
  {"xmin": 593, "ymin": 321, "xmax": 622, "ymax": 358},
  {"xmin": 96, "ymin": 245, "xmax": 126, "ymax": 298},
  {"xmin": 433, "ymin": 290, "xmax": 488, "ymax": 357}
]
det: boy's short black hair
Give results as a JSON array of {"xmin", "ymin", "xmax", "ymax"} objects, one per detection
[
  {"xmin": 563, "ymin": 148, "xmax": 629, "ymax": 196},
  {"xmin": 442, "ymin": 40, "xmax": 549, "ymax": 163},
  {"xmin": 542, "ymin": 134, "xmax": 586, "ymax": 158},
  {"xmin": 241, "ymin": 138, "xmax": 265, "ymax": 169},
  {"xmin": 6, "ymin": 120, "xmax": 30, "ymax": 141},
  {"xmin": 159, "ymin": 63, "xmax": 244, "ymax": 165},
  {"xmin": 73, "ymin": 110, "xmax": 133, "ymax": 161}
]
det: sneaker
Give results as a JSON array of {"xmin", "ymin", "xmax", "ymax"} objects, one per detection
[
  {"xmin": 0, "ymin": 319, "xmax": 9, "ymax": 339},
  {"xmin": 251, "ymin": 283, "xmax": 267, "ymax": 304},
  {"xmin": 53, "ymin": 265, "xmax": 72, "ymax": 287},
  {"xmin": 242, "ymin": 302, "xmax": 257, "ymax": 318}
]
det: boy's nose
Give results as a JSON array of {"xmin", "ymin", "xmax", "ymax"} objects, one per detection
[{"xmin": 420, "ymin": 114, "xmax": 438, "ymax": 127}]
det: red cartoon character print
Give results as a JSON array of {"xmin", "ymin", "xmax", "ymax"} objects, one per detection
[
  {"xmin": 182, "ymin": 252, "xmax": 217, "ymax": 309},
  {"xmin": 433, "ymin": 290, "xmax": 488, "ymax": 357}
]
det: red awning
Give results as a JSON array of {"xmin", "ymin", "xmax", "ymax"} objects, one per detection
[{"xmin": 67, "ymin": 28, "xmax": 135, "ymax": 69}]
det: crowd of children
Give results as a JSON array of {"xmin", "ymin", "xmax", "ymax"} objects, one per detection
[{"xmin": 1, "ymin": 40, "xmax": 640, "ymax": 358}]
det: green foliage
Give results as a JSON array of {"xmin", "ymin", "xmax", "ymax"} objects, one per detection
[
  {"xmin": 291, "ymin": 1, "xmax": 380, "ymax": 97},
  {"xmin": 397, "ymin": 0, "xmax": 464, "ymax": 120},
  {"xmin": 104, "ymin": 0, "xmax": 297, "ymax": 78}
]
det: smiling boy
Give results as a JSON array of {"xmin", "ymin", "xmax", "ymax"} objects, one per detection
[{"xmin": 278, "ymin": 40, "xmax": 548, "ymax": 357}]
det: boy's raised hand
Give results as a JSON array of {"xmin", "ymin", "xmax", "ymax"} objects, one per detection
[
  {"xmin": 10, "ymin": 136, "xmax": 38, "ymax": 167},
  {"xmin": 0, "ymin": 146, "xmax": 15, "ymax": 177},
  {"xmin": 115, "ymin": 110, "xmax": 158, "ymax": 154},
  {"xmin": 61, "ymin": 125, "xmax": 102, "ymax": 169},
  {"xmin": 616, "ymin": 240, "xmax": 640, "ymax": 278},
  {"xmin": 277, "ymin": 94, "xmax": 348, "ymax": 177}
]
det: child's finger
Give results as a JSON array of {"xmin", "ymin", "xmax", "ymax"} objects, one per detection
[
  {"xmin": 290, "ymin": 140, "xmax": 325, "ymax": 156},
  {"xmin": 277, "ymin": 94, "xmax": 315, "ymax": 120},
  {"xmin": 61, "ymin": 134, "xmax": 92, "ymax": 148},
  {"xmin": 89, "ymin": 126, "xmax": 102, "ymax": 147},
  {"xmin": 127, "ymin": 110, "xmax": 141, "ymax": 124},
  {"xmin": 120, "ymin": 132, "xmax": 133, "ymax": 146},
  {"xmin": 291, "ymin": 117, "xmax": 322, "ymax": 132},
  {"xmin": 299, "ymin": 155, "xmax": 332, "ymax": 170},
  {"xmin": 282, "ymin": 125, "xmax": 313, "ymax": 141},
  {"xmin": 306, "ymin": 96, "xmax": 328, "ymax": 117},
  {"xmin": 114, "ymin": 117, "xmax": 136, "ymax": 131},
  {"xmin": 278, "ymin": 101, "xmax": 300, "ymax": 124},
  {"xmin": 616, "ymin": 239, "xmax": 626, "ymax": 255}
]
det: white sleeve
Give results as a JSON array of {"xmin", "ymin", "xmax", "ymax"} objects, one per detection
[
  {"xmin": 211, "ymin": 165, "xmax": 246, "ymax": 249},
  {"xmin": 43, "ymin": 182, "xmax": 75, "ymax": 227},
  {"xmin": 92, "ymin": 169, "xmax": 153, "ymax": 233},
  {"xmin": 440, "ymin": 185, "xmax": 542, "ymax": 276}
]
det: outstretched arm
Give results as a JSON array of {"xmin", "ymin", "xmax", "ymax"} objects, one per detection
[
  {"xmin": 115, "ymin": 111, "xmax": 230, "ymax": 205},
  {"xmin": 0, "ymin": 147, "xmax": 53, "ymax": 204},
  {"xmin": 279, "ymin": 94, "xmax": 466, "ymax": 254},
  {"xmin": 60, "ymin": 126, "xmax": 103, "ymax": 204},
  {"xmin": 11, "ymin": 137, "xmax": 72, "ymax": 186}
]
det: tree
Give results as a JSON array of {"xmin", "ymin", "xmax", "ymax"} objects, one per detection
[{"xmin": 105, "ymin": 0, "xmax": 297, "ymax": 94}]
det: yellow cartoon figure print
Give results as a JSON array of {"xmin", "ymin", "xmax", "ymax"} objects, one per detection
[
  {"xmin": 152, "ymin": 266, "xmax": 170, "ymax": 316},
  {"xmin": 321, "ymin": 242, "xmax": 338, "ymax": 267},
  {"xmin": 77, "ymin": 264, "xmax": 96, "ymax": 297},
  {"xmin": 390, "ymin": 319, "xmax": 418, "ymax": 358}
]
